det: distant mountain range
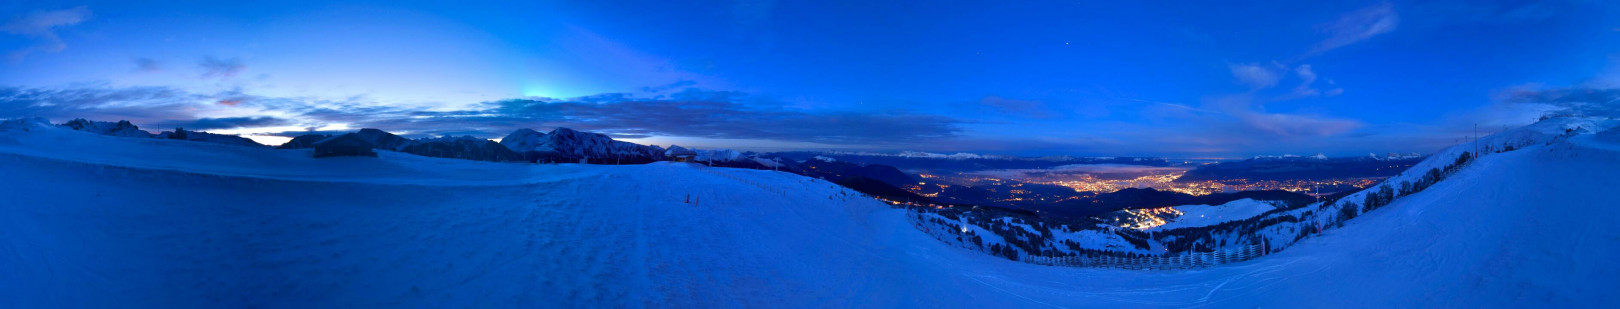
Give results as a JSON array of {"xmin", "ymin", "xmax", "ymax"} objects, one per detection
[
  {"xmin": 661, "ymin": 149, "xmax": 920, "ymax": 189},
  {"xmin": 768, "ymin": 151, "xmax": 1171, "ymax": 172},
  {"xmin": 274, "ymin": 127, "xmax": 668, "ymax": 163},
  {"xmin": 1175, "ymin": 154, "xmax": 1424, "ymax": 182},
  {"xmin": 57, "ymin": 118, "xmax": 264, "ymax": 147}
]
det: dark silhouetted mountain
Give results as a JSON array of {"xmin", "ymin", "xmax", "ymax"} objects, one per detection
[
  {"xmin": 157, "ymin": 128, "xmax": 266, "ymax": 147},
  {"xmin": 279, "ymin": 130, "xmax": 521, "ymax": 162},
  {"xmin": 355, "ymin": 128, "xmax": 417, "ymax": 151},
  {"xmin": 402, "ymin": 136, "xmax": 524, "ymax": 162},
  {"xmin": 833, "ymin": 176, "xmax": 933, "ymax": 203},
  {"xmin": 792, "ymin": 156, "xmax": 916, "ymax": 188},
  {"xmin": 278, "ymin": 134, "xmax": 332, "ymax": 149}
]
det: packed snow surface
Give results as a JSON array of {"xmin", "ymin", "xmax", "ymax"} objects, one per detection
[
  {"xmin": 1148, "ymin": 199, "xmax": 1281, "ymax": 231},
  {"xmin": 2, "ymin": 118, "xmax": 1619, "ymax": 307}
]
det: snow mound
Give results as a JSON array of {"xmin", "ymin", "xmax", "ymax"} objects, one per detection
[
  {"xmin": 694, "ymin": 148, "xmax": 745, "ymax": 162},
  {"xmin": 0, "ymin": 117, "xmax": 51, "ymax": 131}
]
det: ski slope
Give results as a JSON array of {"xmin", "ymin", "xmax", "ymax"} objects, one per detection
[{"xmin": 2, "ymin": 117, "xmax": 1618, "ymax": 307}]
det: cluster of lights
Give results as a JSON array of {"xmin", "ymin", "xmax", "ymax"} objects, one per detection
[
  {"xmin": 899, "ymin": 170, "xmax": 1389, "ymax": 214},
  {"xmin": 1044, "ymin": 173, "xmax": 1192, "ymax": 194},
  {"xmin": 1112, "ymin": 207, "xmax": 1183, "ymax": 229},
  {"xmin": 1044, "ymin": 173, "xmax": 1385, "ymax": 197}
]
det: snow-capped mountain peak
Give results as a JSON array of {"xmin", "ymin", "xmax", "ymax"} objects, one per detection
[
  {"xmin": 498, "ymin": 127, "xmax": 666, "ymax": 161},
  {"xmin": 498, "ymin": 128, "xmax": 545, "ymax": 153},
  {"xmin": 58, "ymin": 118, "xmax": 154, "ymax": 138}
]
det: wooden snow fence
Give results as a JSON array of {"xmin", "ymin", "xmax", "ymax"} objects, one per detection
[{"xmin": 1017, "ymin": 243, "xmax": 1267, "ymax": 270}]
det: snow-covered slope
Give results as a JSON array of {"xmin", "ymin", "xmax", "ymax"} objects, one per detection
[
  {"xmin": 2, "ymin": 118, "xmax": 1619, "ymax": 307},
  {"xmin": 1303, "ymin": 117, "xmax": 1620, "ymax": 229},
  {"xmin": 1146, "ymin": 199, "xmax": 1281, "ymax": 231}
]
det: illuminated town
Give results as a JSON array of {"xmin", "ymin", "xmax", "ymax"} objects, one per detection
[
  {"xmin": 914, "ymin": 171, "xmax": 1384, "ymax": 196},
  {"xmin": 902, "ymin": 170, "xmax": 1390, "ymax": 212}
]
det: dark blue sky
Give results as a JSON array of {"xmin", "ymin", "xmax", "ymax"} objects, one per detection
[{"xmin": 2, "ymin": 1, "xmax": 1617, "ymax": 157}]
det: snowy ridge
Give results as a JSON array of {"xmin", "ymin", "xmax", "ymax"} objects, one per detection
[
  {"xmin": 1304, "ymin": 116, "xmax": 1619, "ymax": 228},
  {"xmin": 0, "ymin": 117, "xmax": 53, "ymax": 131},
  {"xmin": 894, "ymin": 151, "xmax": 997, "ymax": 160},
  {"xmin": 58, "ymin": 118, "xmax": 154, "ymax": 137},
  {"xmin": 693, "ymin": 148, "xmax": 745, "ymax": 162},
  {"xmin": 683, "ymin": 147, "xmax": 783, "ymax": 167}
]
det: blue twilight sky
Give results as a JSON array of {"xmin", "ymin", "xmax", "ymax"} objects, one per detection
[{"xmin": 1, "ymin": 0, "xmax": 1617, "ymax": 157}]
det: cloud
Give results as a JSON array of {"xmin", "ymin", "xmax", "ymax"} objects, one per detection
[
  {"xmin": 1229, "ymin": 62, "xmax": 1345, "ymax": 101},
  {"xmin": 1112, "ymin": 90, "xmax": 1366, "ymax": 156},
  {"xmin": 478, "ymin": 91, "xmax": 962, "ymax": 144},
  {"xmin": 0, "ymin": 6, "xmax": 91, "ymax": 59},
  {"xmin": 0, "ymin": 85, "xmax": 199, "ymax": 123},
  {"xmin": 1311, "ymin": 3, "xmax": 1399, "ymax": 54},
  {"xmin": 150, "ymin": 116, "xmax": 293, "ymax": 131},
  {"xmin": 1273, "ymin": 64, "xmax": 1345, "ymax": 100},
  {"xmin": 1199, "ymin": 93, "xmax": 1363, "ymax": 137},
  {"xmin": 639, "ymin": 80, "xmax": 697, "ymax": 93},
  {"xmin": 133, "ymin": 58, "xmax": 161, "ymax": 72},
  {"xmin": 1229, "ymin": 63, "xmax": 1281, "ymax": 89},
  {"xmin": 1498, "ymin": 85, "xmax": 1620, "ymax": 117},
  {"xmin": 1233, "ymin": 111, "xmax": 1363, "ymax": 137},
  {"xmin": 979, "ymin": 96, "xmax": 1057, "ymax": 119},
  {"xmin": 1294, "ymin": 65, "xmax": 1318, "ymax": 94},
  {"xmin": 198, "ymin": 56, "xmax": 246, "ymax": 79}
]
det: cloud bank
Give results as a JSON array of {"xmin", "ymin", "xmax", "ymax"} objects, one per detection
[{"xmin": 0, "ymin": 85, "xmax": 963, "ymax": 146}]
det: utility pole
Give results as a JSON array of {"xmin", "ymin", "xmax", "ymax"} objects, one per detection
[
  {"xmin": 1474, "ymin": 123, "xmax": 1479, "ymax": 159},
  {"xmin": 1313, "ymin": 181, "xmax": 1319, "ymax": 203}
]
